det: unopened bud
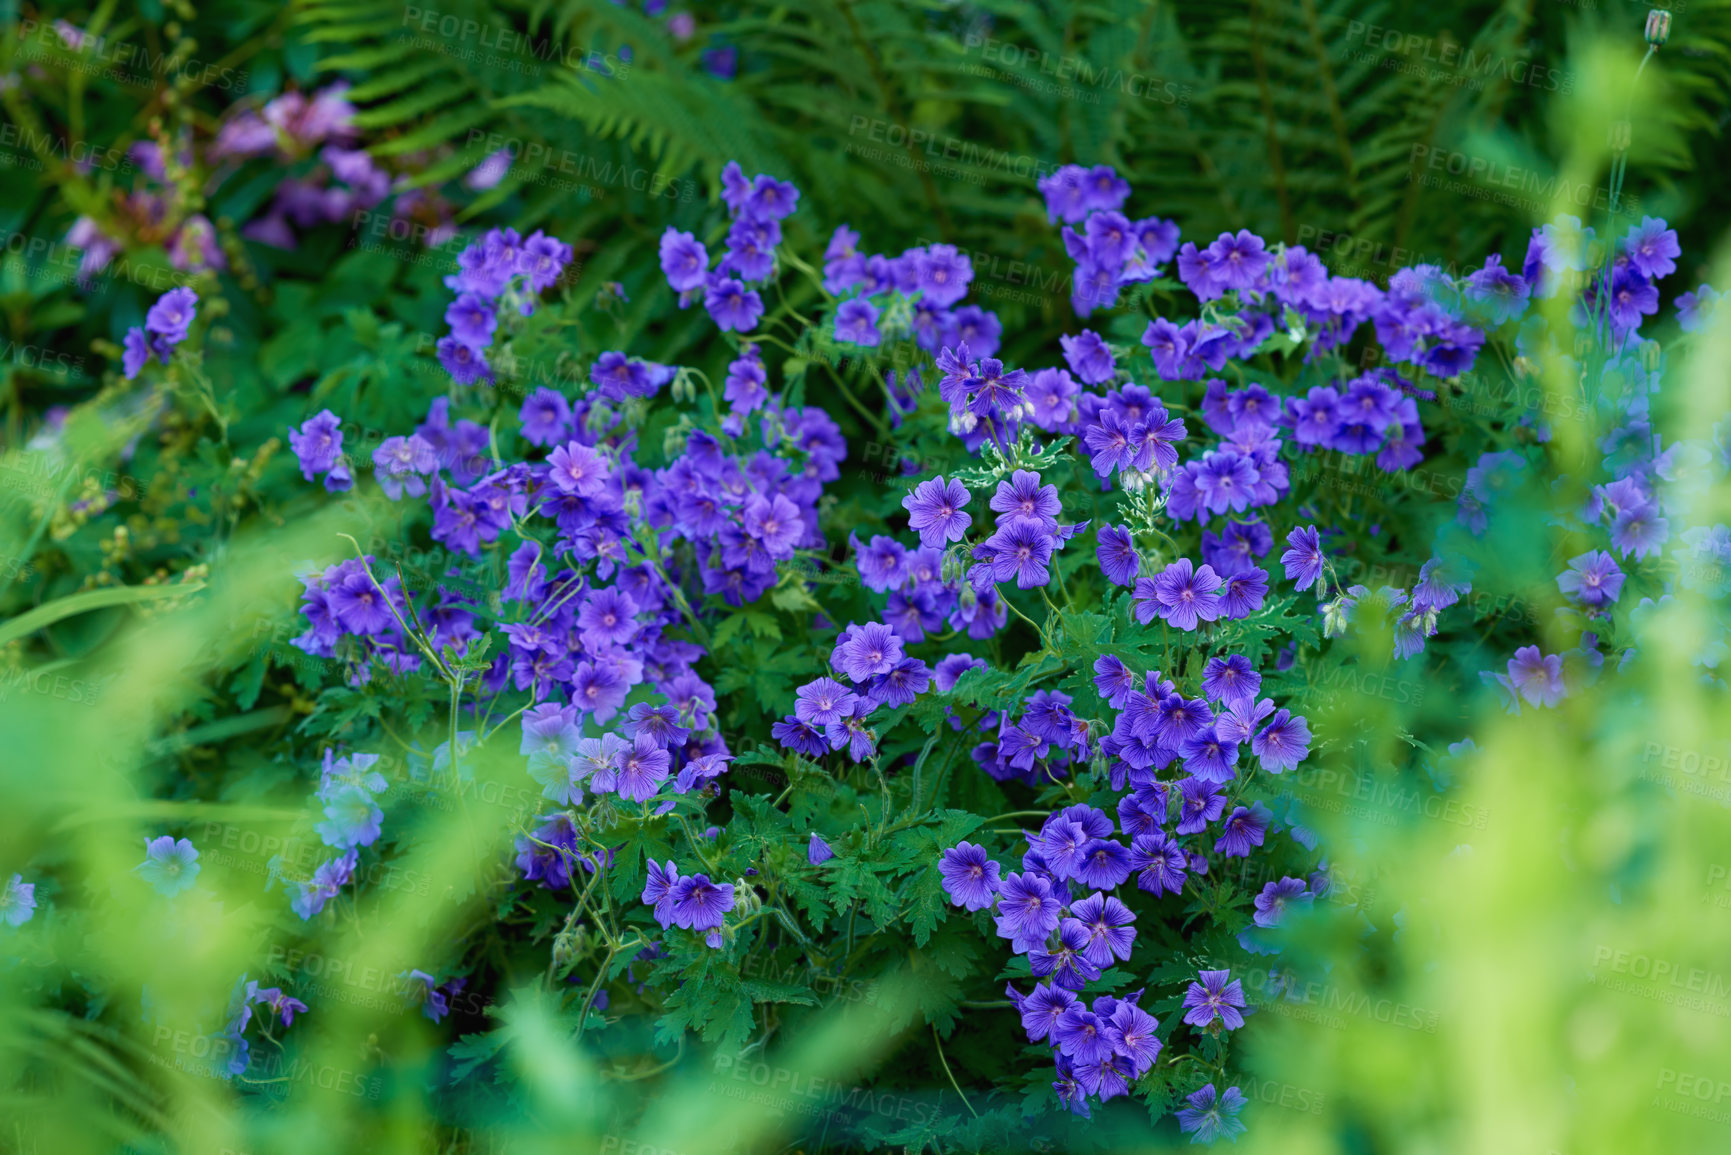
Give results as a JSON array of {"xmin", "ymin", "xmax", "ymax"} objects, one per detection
[
  {"xmin": 1640, "ymin": 339, "xmax": 1662, "ymax": 372},
  {"xmin": 1645, "ymin": 8, "xmax": 1671, "ymax": 45},
  {"xmin": 940, "ymin": 548, "xmax": 966, "ymax": 586},
  {"xmin": 670, "ymin": 368, "xmax": 696, "ymax": 404}
]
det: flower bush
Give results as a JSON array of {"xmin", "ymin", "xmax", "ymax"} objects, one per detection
[{"xmin": 5, "ymin": 8, "xmax": 1731, "ymax": 1154}]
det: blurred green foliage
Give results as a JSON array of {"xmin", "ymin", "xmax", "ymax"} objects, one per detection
[{"xmin": 1, "ymin": 2, "xmax": 1730, "ymax": 1153}]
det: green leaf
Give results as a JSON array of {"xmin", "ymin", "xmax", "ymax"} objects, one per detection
[{"xmin": 0, "ymin": 582, "xmax": 206, "ymax": 650}]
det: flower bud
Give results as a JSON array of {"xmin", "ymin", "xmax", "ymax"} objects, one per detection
[
  {"xmin": 1640, "ymin": 339, "xmax": 1662, "ymax": 373},
  {"xmin": 1645, "ymin": 8, "xmax": 1671, "ymax": 45},
  {"xmin": 940, "ymin": 547, "xmax": 966, "ymax": 586},
  {"xmin": 1608, "ymin": 120, "xmax": 1631, "ymax": 153},
  {"xmin": 670, "ymin": 368, "xmax": 696, "ymax": 404}
]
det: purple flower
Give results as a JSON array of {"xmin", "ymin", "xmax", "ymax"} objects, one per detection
[
  {"xmin": 866, "ymin": 657, "xmax": 930, "ymax": 707},
  {"xmin": 1146, "ymin": 558, "xmax": 1224, "ymax": 630},
  {"xmin": 642, "ymin": 859, "xmax": 682, "ymax": 926},
  {"xmin": 939, "ymin": 842, "xmax": 1001, "ymax": 911},
  {"xmin": 833, "ymin": 622, "xmax": 904, "ymax": 682},
  {"xmin": 670, "ymin": 873, "xmax": 735, "ymax": 931},
  {"xmin": 1130, "ymin": 833, "xmax": 1188, "ymax": 897},
  {"xmin": 984, "ymin": 520, "xmax": 1056, "ymax": 589},
  {"xmin": 795, "ymin": 677, "xmax": 859, "ymax": 726},
  {"xmin": 934, "ymin": 653, "xmax": 986, "ymax": 692},
  {"xmin": 704, "ymin": 274, "xmax": 763, "ymax": 332},
  {"xmin": 854, "ymin": 535, "xmax": 909, "ymax": 592},
  {"xmin": 808, "ymin": 833, "xmax": 835, "ymax": 865},
  {"xmin": 401, "ymin": 969, "xmax": 451, "ymax": 1023},
  {"xmin": 822, "ymin": 697, "xmax": 879, "ymax": 762},
  {"xmin": 577, "ymin": 587, "xmax": 640, "ymax": 647},
  {"xmin": 445, "ymin": 292, "xmax": 496, "ymax": 347},
  {"xmin": 835, "ymin": 298, "xmax": 881, "ymax": 346},
  {"xmin": 1253, "ymin": 877, "xmax": 1312, "ymax": 927},
  {"xmin": 1063, "ymin": 892, "xmax": 1136, "ymax": 967},
  {"xmin": 743, "ymin": 492, "xmax": 803, "ymax": 557},
  {"xmin": 1609, "ymin": 502, "xmax": 1668, "ymax": 561},
  {"xmin": 772, "ymin": 716, "xmax": 828, "ymax": 758},
  {"xmin": 571, "ymin": 660, "xmax": 628, "ymax": 722},
  {"xmin": 1176, "ymin": 1084, "xmax": 1248, "ymax": 1143},
  {"xmin": 144, "ymin": 287, "xmax": 198, "ymax": 343},
  {"xmin": 373, "ymin": 435, "xmax": 437, "ymax": 500},
  {"xmin": 1251, "ymin": 709, "xmax": 1311, "ymax": 772},
  {"xmin": 1105, "ymin": 1002, "xmax": 1162, "ymax": 1076},
  {"xmin": 903, "ymin": 476, "xmax": 973, "ymax": 547},
  {"xmin": 1052, "ymin": 1004, "xmax": 1114, "ymax": 1063},
  {"xmin": 1213, "ymin": 801, "xmax": 1273, "ymax": 857},
  {"xmin": 1281, "ymin": 525, "xmax": 1325, "ymax": 591},
  {"xmin": 744, "ymin": 173, "xmax": 800, "ymax": 221},
  {"xmin": 1082, "ymin": 411, "xmax": 1138, "ymax": 477},
  {"xmin": 1557, "ymin": 550, "xmax": 1624, "ymax": 609},
  {"xmin": 1060, "ymin": 330, "xmax": 1117, "ymax": 384},
  {"xmin": 1506, "ymin": 645, "xmax": 1565, "ymax": 707},
  {"xmin": 1200, "ymin": 654, "xmax": 1260, "ymax": 708},
  {"xmin": 1176, "ymin": 778, "xmax": 1226, "ymax": 835},
  {"xmin": 1622, "ymin": 215, "xmax": 1680, "ymax": 280},
  {"xmin": 1094, "ymin": 655, "xmax": 1138, "ymax": 709},
  {"xmin": 1020, "ymin": 984, "xmax": 1078, "ymax": 1042},
  {"xmin": 1180, "ymin": 728, "xmax": 1238, "ymax": 784},
  {"xmin": 0, "ymin": 874, "xmax": 36, "ymax": 926},
  {"xmin": 916, "ymin": 243, "xmax": 973, "ymax": 306},
  {"xmin": 1073, "ymin": 839, "xmax": 1135, "ymax": 889},
  {"xmin": 136, "ymin": 836, "xmax": 201, "ymax": 896},
  {"xmin": 289, "ymin": 410, "xmax": 345, "ymax": 482},
  {"xmin": 1096, "ymin": 525, "xmax": 1140, "ymax": 586},
  {"xmin": 1181, "ymin": 969, "xmax": 1246, "ymax": 1030},
  {"xmin": 121, "ymin": 328, "xmax": 151, "ymax": 378},
  {"xmin": 518, "ymin": 388, "xmax": 571, "ymax": 446},
  {"xmin": 548, "ymin": 441, "xmax": 611, "ymax": 497},
  {"xmin": 993, "ymin": 871, "xmax": 1062, "ymax": 953},
  {"xmin": 436, "ymin": 336, "xmax": 491, "ymax": 385}
]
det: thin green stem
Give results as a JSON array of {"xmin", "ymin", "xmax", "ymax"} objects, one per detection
[{"xmin": 932, "ymin": 1024, "xmax": 980, "ymax": 1119}]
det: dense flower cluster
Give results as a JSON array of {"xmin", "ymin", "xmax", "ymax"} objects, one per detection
[
  {"xmin": 93, "ymin": 136, "xmax": 1719, "ymax": 1143},
  {"xmin": 278, "ymin": 169, "xmax": 883, "ymax": 955},
  {"xmin": 435, "ymin": 226, "xmax": 576, "ymax": 384},
  {"xmin": 1036, "ymin": 162, "xmax": 1179, "ymax": 316},
  {"xmin": 940, "ymin": 646, "xmax": 1312, "ymax": 1117},
  {"xmin": 63, "ymin": 78, "xmax": 483, "ymax": 279}
]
